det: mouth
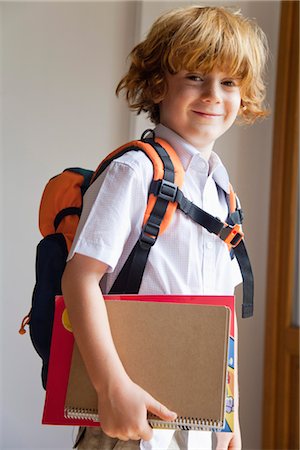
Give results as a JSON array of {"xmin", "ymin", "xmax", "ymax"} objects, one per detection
[{"xmin": 192, "ymin": 110, "xmax": 223, "ymax": 118}]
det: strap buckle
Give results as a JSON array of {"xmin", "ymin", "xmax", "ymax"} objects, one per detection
[
  {"xmin": 157, "ymin": 179, "xmax": 178, "ymax": 202},
  {"xmin": 139, "ymin": 222, "xmax": 160, "ymax": 249},
  {"xmin": 219, "ymin": 223, "xmax": 244, "ymax": 248}
]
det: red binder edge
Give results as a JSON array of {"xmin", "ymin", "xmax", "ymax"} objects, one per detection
[{"xmin": 42, "ymin": 294, "xmax": 235, "ymax": 427}]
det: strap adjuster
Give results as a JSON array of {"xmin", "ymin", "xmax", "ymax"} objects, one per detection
[
  {"xmin": 219, "ymin": 223, "xmax": 244, "ymax": 248},
  {"xmin": 157, "ymin": 180, "xmax": 178, "ymax": 202},
  {"xmin": 139, "ymin": 233, "xmax": 156, "ymax": 249},
  {"xmin": 139, "ymin": 222, "xmax": 160, "ymax": 249}
]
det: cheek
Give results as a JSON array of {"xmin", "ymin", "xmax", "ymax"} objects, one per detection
[
  {"xmin": 233, "ymin": 93, "xmax": 242, "ymax": 113},
  {"xmin": 160, "ymin": 91, "xmax": 187, "ymax": 118},
  {"xmin": 227, "ymin": 96, "xmax": 241, "ymax": 120}
]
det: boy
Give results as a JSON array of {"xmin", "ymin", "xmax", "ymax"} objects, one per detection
[{"xmin": 62, "ymin": 5, "xmax": 268, "ymax": 450}]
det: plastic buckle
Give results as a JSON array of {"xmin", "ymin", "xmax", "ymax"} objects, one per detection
[
  {"xmin": 219, "ymin": 223, "xmax": 244, "ymax": 248},
  {"xmin": 139, "ymin": 222, "xmax": 160, "ymax": 249},
  {"xmin": 158, "ymin": 180, "xmax": 177, "ymax": 202}
]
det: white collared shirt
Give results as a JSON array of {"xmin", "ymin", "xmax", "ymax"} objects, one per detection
[
  {"xmin": 69, "ymin": 123, "xmax": 242, "ymax": 295},
  {"xmin": 68, "ymin": 124, "xmax": 242, "ymax": 450}
]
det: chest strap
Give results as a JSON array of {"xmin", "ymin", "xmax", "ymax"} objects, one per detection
[{"xmin": 149, "ymin": 179, "xmax": 254, "ymax": 318}]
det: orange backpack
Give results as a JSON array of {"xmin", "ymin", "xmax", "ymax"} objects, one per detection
[{"xmin": 20, "ymin": 130, "xmax": 253, "ymax": 388}]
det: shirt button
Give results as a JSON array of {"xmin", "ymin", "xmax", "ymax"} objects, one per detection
[{"xmin": 206, "ymin": 241, "xmax": 213, "ymax": 249}]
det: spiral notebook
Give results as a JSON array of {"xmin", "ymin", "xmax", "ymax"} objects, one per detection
[{"xmin": 43, "ymin": 295, "xmax": 235, "ymax": 432}]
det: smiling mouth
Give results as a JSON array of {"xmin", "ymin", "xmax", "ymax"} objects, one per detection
[{"xmin": 192, "ymin": 111, "xmax": 223, "ymax": 118}]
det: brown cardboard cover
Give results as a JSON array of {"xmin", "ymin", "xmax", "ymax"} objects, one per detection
[{"xmin": 65, "ymin": 300, "xmax": 230, "ymax": 426}]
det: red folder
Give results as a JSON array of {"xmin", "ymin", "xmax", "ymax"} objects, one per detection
[{"xmin": 42, "ymin": 295, "xmax": 235, "ymax": 431}]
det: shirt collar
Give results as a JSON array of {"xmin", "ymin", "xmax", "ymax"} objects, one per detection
[
  {"xmin": 154, "ymin": 123, "xmax": 230, "ymax": 194},
  {"xmin": 154, "ymin": 123, "xmax": 197, "ymax": 171}
]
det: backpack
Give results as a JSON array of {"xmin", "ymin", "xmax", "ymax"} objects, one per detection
[{"xmin": 19, "ymin": 130, "xmax": 253, "ymax": 389}]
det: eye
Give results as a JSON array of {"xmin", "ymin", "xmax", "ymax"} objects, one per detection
[
  {"xmin": 222, "ymin": 79, "xmax": 239, "ymax": 87},
  {"xmin": 187, "ymin": 74, "xmax": 204, "ymax": 82}
]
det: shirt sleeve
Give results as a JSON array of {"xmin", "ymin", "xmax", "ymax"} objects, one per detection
[{"xmin": 67, "ymin": 157, "xmax": 150, "ymax": 272}]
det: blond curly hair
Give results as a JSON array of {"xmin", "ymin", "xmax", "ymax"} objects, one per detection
[{"xmin": 116, "ymin": 6, "xmax": 269, "ymax": 125}]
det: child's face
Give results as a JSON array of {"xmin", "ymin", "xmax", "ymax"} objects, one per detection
[{"xmin": 159, "ymin": 69, "xmax": 242, "ymax": 151}]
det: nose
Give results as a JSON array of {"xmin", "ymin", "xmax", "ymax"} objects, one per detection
[{"xmin": 200, "ymin": 80, "xmax": 222, "ymax": 104}]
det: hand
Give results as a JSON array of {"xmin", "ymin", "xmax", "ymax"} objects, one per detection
[
  {"xmin": 98, "ymin": 376, "xmax": 177, "ymax": 441},
  {"xmin": 212, "ymin": 422, "xmax": 242, "ymax": 450}
]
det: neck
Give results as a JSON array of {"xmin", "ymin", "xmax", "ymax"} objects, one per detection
[
  {"xmin": 185, "ymin": 139, "xmax": 214, "ymax": 161},
  {"xmin": 155, "ymin": 123, "xmax": 215, "ymax": 162},
  {"xmin": 196, "ymin": 144, "xmax": 213, "ymax": 161}
]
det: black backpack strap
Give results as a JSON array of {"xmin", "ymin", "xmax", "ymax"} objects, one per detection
[
  {"xmin": 54, "ymin": 207, "xmax": 82, "ymax": 231},
  {"xmin": 109, "ymin": 137, "xmax": 177, "ymax": 294},
  {"xmin": 232, "ymin": 240, "xmax": 254, "ymax": 318},
  {"xmin": 225, "ymin": 192, "xmax": 253, "ymax": 318}
]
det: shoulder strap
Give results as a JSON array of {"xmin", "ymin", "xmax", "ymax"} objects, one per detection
[
  {"xmin": 227, "ymin": 183, "xmax": 244, "ymax": 226},
  {"xmin": 91, "ymin": 132, "xmax": 184, "ymax": 238},
  {"xmin": 92, "ymin": 130, "xmax": 184, "ymax": 295},
  {"xmin": 227, "ymin": 184, "xmax": 254, "ymax": 319}
]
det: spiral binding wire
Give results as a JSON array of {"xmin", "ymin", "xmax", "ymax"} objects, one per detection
[
  {"xmin": 148, "ymin": 414, "xmax": 224, "ymax": 431},
  {"xmin": 65, "ymin": 407, "xmax": 99, "ymax": 422},
  {"xmin": 64, "ymin": 408, "xmax": 224, "ymax": 431}
]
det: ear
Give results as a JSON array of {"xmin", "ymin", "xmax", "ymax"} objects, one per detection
[
  {"xmin": 151, "ymin": 76, "xmax": 167, "ymax": 105},
  {"xmin": 240, "ymin": 101, "xmax": 247, "ymax": 111}
]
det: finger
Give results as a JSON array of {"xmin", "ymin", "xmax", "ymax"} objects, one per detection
[
  {"xmin": 117, "ymin": 436, "xmax": 129, "ymax": 442},
  {"xmin": 146, "ymin": 394, "xmax": 177, "ymax": 421},
  {"xmin": 214, "ymin": 431, "xmax": 232, "ymax": 450},
  {"xmin": 139, "ymin": 423, "xmax": 153, "ymax": 441},
  {"xmin": 127, "ymin": 434, "xmax": 141, "ymax": 441}
]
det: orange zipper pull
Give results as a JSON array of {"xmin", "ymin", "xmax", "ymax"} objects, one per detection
[{"xmin": 19, "ymin": 314, "xmax": 30, "ymax": 335}]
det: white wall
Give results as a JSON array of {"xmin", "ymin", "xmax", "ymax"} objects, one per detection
[
  {"xmin": 1, "ymin": 3, "xmax": 136, "ymax": 449},
  {"xmin": 0, "ymin": 3, "xmax": 4, "ymax": 449},
  {"xmin": 1, "ymin": 2, "xmax": 280, "ymax": 449}
]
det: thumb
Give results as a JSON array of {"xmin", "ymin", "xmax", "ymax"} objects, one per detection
[{"xmin": 145, "ymin": 393, "xmax": 177, "ymax": 422}]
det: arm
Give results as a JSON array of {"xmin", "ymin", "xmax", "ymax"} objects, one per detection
[
  {"xmin": 213, "ymin": 312, "xmax": 242, "ymax": 450},
  {"xmin": 62, "ymin": 253, "xmax": 177, "ymax": 441}
]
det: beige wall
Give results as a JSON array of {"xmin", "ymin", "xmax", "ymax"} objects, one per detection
[
  {"xmin": 1, "ymin": 2, "xmax": 280, "ymax": 449},
  {"xmin": 1, "ymin": 3, "xmax": 135, "ymax": 448}
]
